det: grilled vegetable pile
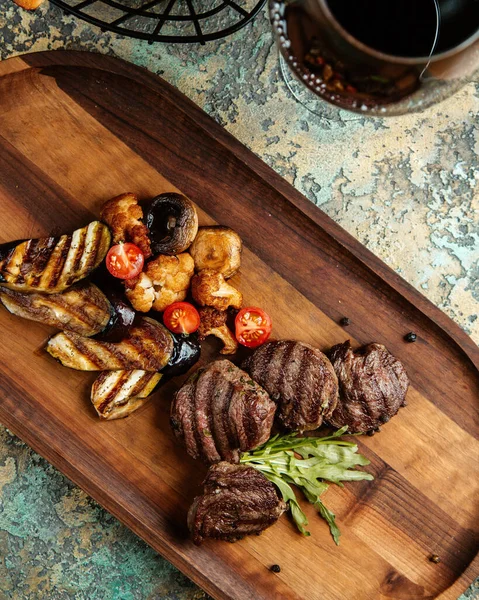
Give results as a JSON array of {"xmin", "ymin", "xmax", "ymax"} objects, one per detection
[{"xmin": 0, "ymin": 190, "xmax": 263, "ymax": 421}]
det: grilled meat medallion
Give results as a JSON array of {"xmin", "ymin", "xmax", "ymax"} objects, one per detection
[
  {"xmin": 188, "ymin": 462, "xmax": 287, "ymax": 544},
  {"xmin": 0, "ymin": 221, "xmax": 111, "ymax": 294},
  {"xmin": 170, "ymin": 360, "xmax": 276, "ymax": 464},
  {"xmin": 328, "ymin": 340, "xmax": 409, "ymax": 433},
  {"xmin": 46, "ymin": 317, "xmax": 173, "ymax": 371},
  {"xmin": 0, "ymin": 282, "xmax": 112, "ymax": 337},
  {"xmin": 242, "ymin": 340, "xmax": 339, "ymax": 432}
]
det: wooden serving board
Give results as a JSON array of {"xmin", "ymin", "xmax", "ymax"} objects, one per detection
[{"xmin": 0, "ymin": 51, "xmax": 477, "ymax": 600}]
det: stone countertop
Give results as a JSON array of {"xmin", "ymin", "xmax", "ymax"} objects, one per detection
[{"xmin": 0, "ymin": 2, "xmax": 478, "ymax": 599}]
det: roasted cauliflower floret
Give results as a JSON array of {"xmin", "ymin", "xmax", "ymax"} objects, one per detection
[
  {"xmin": 125, "ymin": 253, "xmax": 195, "ymax": 313},
  {"xmin": 100, "ymin": 192, "xmax": 152, "ymax": 258},
  {"xmin": 124, "ymin": 272, "xmax": 155, "ymax": 313},
  {"xmin": 191, "ymin": 269, "xmax": 242, "ymax": 311},
  {"xmin": 198, "ymin": 307, "xmax": 238, "ymax": 355}
]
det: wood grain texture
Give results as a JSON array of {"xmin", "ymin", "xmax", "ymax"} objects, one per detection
[{"xmin": 0, "ymin": 51, "xmax": 477, "ymax": 600}]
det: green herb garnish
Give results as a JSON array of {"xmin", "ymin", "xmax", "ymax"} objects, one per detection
[{"xmin": 240, "ymin": 427, "xmax": 373, "ymax": 545}]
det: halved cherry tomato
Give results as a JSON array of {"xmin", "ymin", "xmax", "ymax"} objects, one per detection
[
  {"xmin": 163, "ymin": 302, "xmax": 200, "ymax": 334},
  {"xmin": 235, "ymin": 307, "xmax": 272, "ymax": 348},
  {"xmin": 106, "ymin": 243, "xmax": 145, "ymax": 280}
]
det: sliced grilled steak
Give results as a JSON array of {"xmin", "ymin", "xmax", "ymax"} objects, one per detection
[
  {"xmin": 46, "ymin": 317, "xmax": 173, "ymax": 371},
  {"xmin": 0, "ymin": 221, "xmax": 111, "ymax": 294},
  {"xmin": 328, "ymin": 340, "xmax": 409, "ymax": 433},
  {"xmin": 188, "ymin": 462, "xmax": 287, "ymax": 544},
  {"xmin": 242, "ymin": 340, "xmax": 338, "ymax": 432},
  {"xmin": 0, "ymin": 282, "xmax": 112, "ymax": 336},
  {"xmin": 170, "ymin": 360, "xmax": 276, "ymax": 464}
]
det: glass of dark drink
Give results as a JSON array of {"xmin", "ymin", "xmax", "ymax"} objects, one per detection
[{"xmin": 270, "ymin": 0, "xmax": 479, "ymax": 115}]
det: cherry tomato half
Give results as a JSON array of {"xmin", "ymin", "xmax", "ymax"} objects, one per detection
[
  {"xmin": 163, "ymin": 302, "xmax": 200, "ymax": 334},
  {"xmin": 106, "ymin": 243, "xmax": 145, "ymax": 280},
  {"xmin": 235, "ymin": 307, "xmax": 272, "ymax": 348}
]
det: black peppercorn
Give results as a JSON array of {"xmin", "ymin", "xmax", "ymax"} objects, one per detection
[
  {"xmin": 404, "ymin": 332, "xmax": 417, "ymax": 343},
  {"xmin": 340, "ymin": 317, "xmax": 351, "ymax": 326},
  {"xmin": 429, "ymin": 554, "xmax": 441, "ymax": 564},
  {"xmin": 270, "ymin": 564, "xmax": 281, "ymax": 573}
]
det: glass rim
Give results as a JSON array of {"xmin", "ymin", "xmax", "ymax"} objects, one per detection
[{"xmin": 318, "ymin": 0, "xmax": 479, "ymax": 65}]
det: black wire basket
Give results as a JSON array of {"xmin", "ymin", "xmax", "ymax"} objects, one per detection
[{"xmin": 49, "ymin": 0, "xmax": 266, "ymax": 44}]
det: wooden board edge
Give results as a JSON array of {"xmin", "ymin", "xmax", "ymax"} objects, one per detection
[{"xmin": 437, "ymin": 553, "xmax": 479, "ymax": 600}]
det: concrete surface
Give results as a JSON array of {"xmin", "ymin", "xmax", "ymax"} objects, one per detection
[{"xmin": 0, "ymin": 1, "xmax": 477, "ymax": 598}]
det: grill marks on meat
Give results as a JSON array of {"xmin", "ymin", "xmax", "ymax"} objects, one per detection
[
  {"xmin": 0, "ymin": 222, "xmax": 111, "ymax": 294},
  {"xmin": 46, "ymin": 317, "xmax": 173, "ymax": 371},
  {"xmin": 328, "ymin": 340, "xmax": 409, "ymax": 433},
  {"xmin": 170, "ymin": 360, "xmax": 276, "ymax": 464},
  {"xmin": 188, "ymin": 462, "xmax": 287, "ymax": 544},
  {"xmin": 0, "ymin": 282, "xmax": 112, "ymax": 337},
  {"xmin": 243, "ymin": 340, "xmax": 339, "ymax": 432}
]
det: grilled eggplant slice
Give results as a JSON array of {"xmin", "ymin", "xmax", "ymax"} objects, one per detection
[
  {"xmin": 0, "ymin": 282, "xmax": 112, "ymax": 336},
  {"xmin": 0, "ymin": 221, "xmax": 111, "ymax": 294},
  {"xmin": 46, "ymin": 317, "xmax": 173, "ymax": 371},
  {"xmin": 91, "ymin": 370, "xmax": 162, "ymax": 420}
]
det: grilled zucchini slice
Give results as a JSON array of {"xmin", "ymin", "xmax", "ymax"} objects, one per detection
[
  {"xmin": 0, "ymin": 282, "xmax": 112, "ymax": 336},
  {"xmin": 46, "ymin": 317, "xmax": 173, "ymax": 371},
  {"xmin": 91, "ymin": 370, "xmax": 162, "ymax": 420},
  {"xmin": 0, "ymin": 221, "xmax": 111, "ymax": 294}
]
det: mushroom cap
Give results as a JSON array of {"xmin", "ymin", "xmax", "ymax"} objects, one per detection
[
  {"xmin": 189, "ymin": 226, "xmax": 242, "ymax": 279},
  {"xmin": 145, "ymin": 193, "xmax": 198, "ymax": 256}
]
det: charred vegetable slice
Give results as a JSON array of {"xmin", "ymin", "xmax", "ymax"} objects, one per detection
[
  {"xmin": 91, "ymin": 370, "xmax": 162, "ymax": 420},
  {"xmin": 161, "ymin": 331, "xmax": 201, "ymax": 378},
  {"xmin": 46, "ymin": 317, "xmax": 173, "ymax": 371},
  {"xmin": 0, "ymin": 282, "xmax": 112, "ymax": 336},
  {"xmin": 0, "ymin": 221, "xmax": 111, "ymax": 294}
]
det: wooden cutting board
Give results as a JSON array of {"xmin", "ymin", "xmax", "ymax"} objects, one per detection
[{"xmin": 0, "ymin": 51, "xmax": 477, "ymax": 600}]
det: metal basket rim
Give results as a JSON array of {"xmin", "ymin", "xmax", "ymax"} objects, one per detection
[{"xmin": 49, "ymin": 0, "xmax": 266, "ymax": 44}]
